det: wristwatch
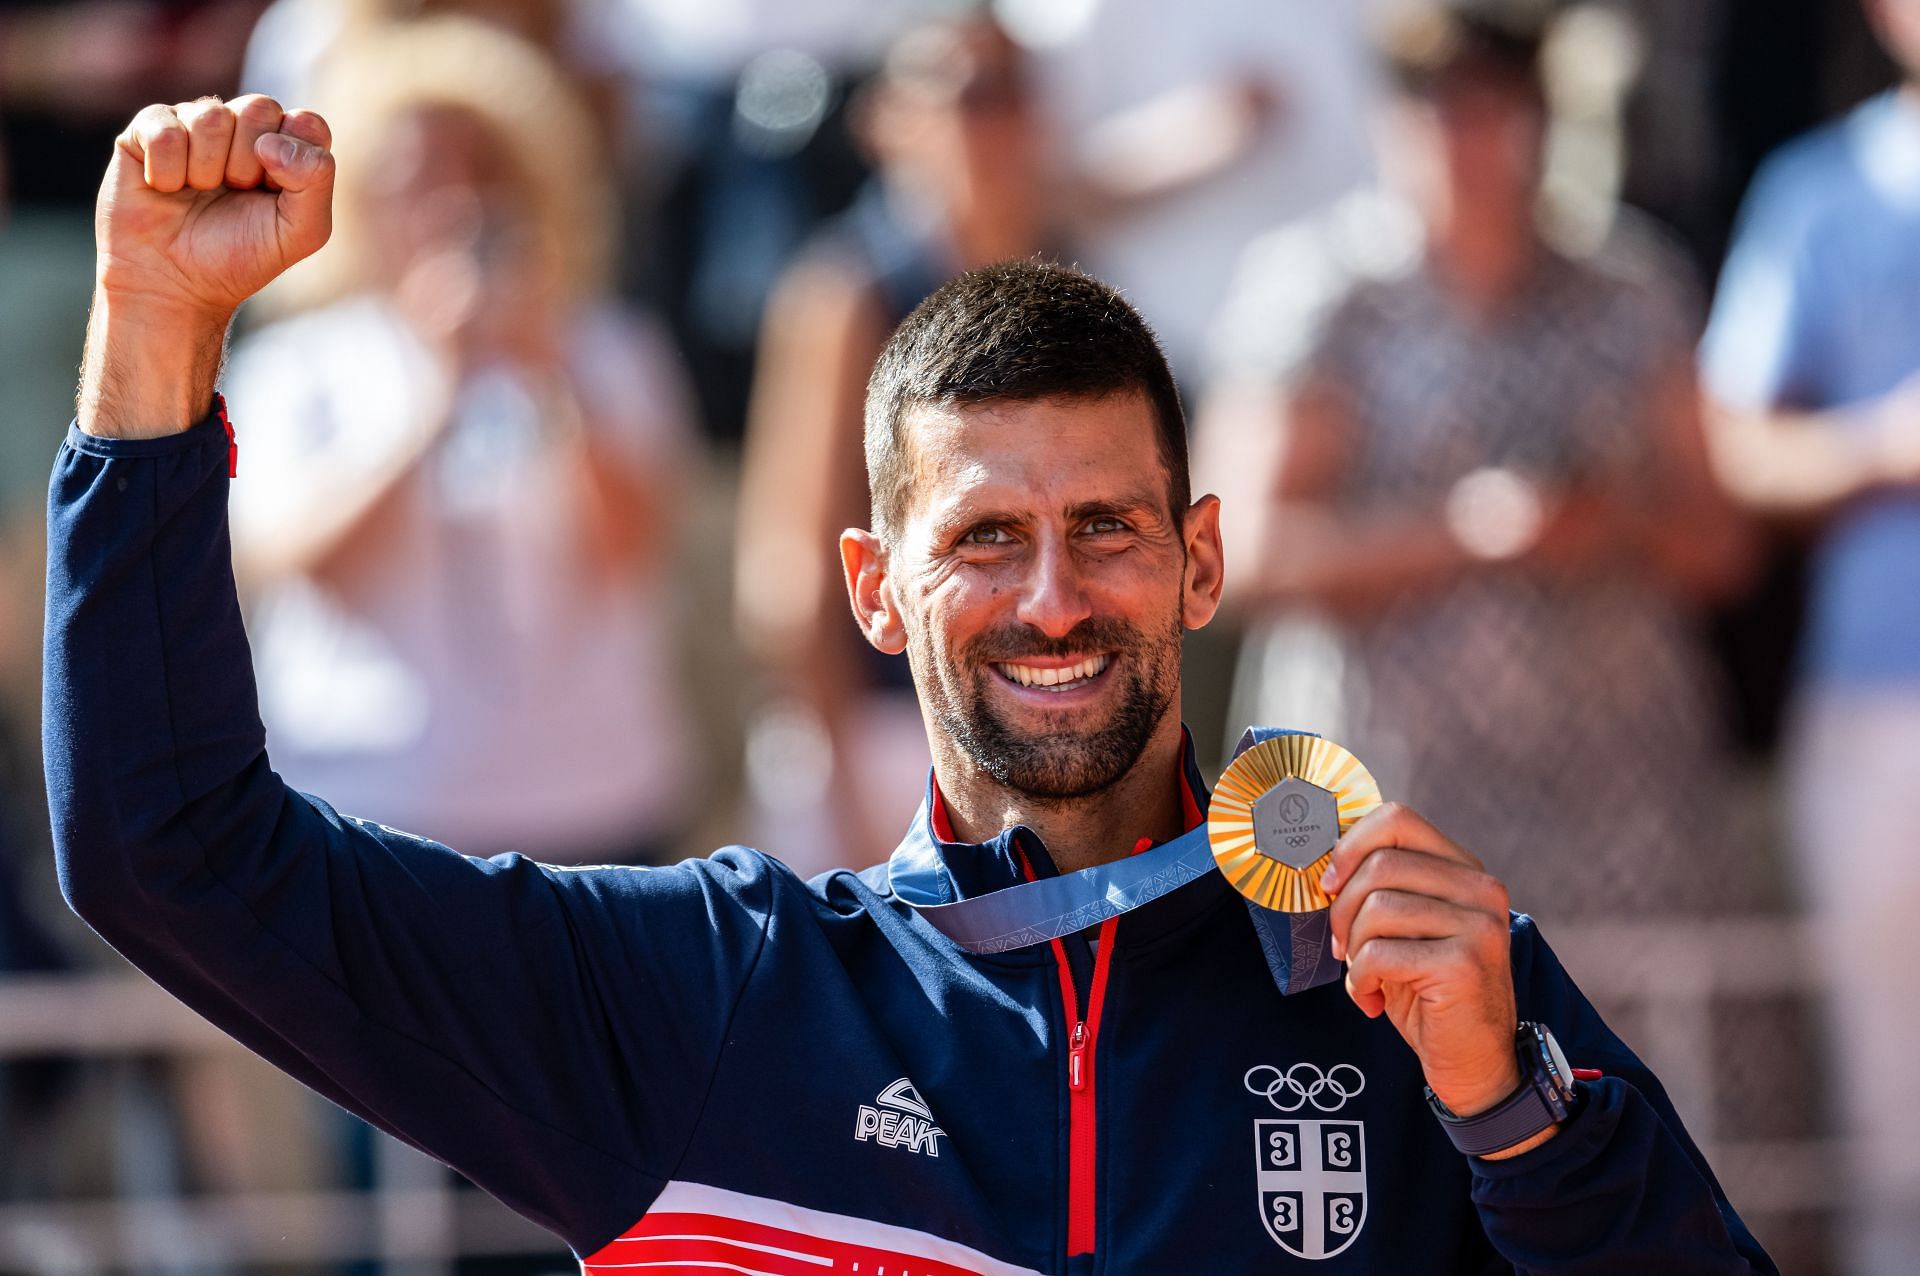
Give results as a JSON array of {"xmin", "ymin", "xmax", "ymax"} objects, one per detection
[{"xmin": 1426, "ymin": 1021, "xmax": 1579, "ymax": 1157}]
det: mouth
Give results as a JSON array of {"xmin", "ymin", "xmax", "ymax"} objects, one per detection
[{"xmin": 990, "ymin": 653, "xmax": 1114, "ymax": 694}]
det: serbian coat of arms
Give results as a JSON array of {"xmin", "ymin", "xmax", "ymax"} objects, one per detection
[
  {"xmin": 1255, "ymin": 1118, "xmax": 1366, "ymax": 1258},
  {"xmin": 1246, "ymin": 1061, "xmax": 1369, "ymax": 1260}
]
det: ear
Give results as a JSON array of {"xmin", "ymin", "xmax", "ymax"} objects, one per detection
[
  {"xmin": 1181, "ymin": 494, "xmax": 1225, "ymax": 631},
  {"xmin": 841, "ymin": 527, "xmax": 908, "ymax": 654}
]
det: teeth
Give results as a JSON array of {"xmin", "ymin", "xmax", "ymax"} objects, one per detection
[{"xmin": 994, "ymin": 654, "xmax": 1111, "ymax": 690}]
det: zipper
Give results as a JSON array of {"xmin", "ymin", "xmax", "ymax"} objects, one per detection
[
  {"xmin": 1013, "ymin": 833, "xmax": 1152, "ymax": 1263},
  {"xmin": 1057, "ymin": 919, "xmax": 1116, "ymax": 1258}
]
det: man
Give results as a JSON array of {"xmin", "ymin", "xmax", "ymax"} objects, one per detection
[
  {"xmin": 734, "ymin": 13, "xmax": 1047, "ymax": 873},
  {"xmin": 47, "ymin": 95, "xmax": 1771, "ymax": 1271},
  {"xmin": 1702, "ymin": 1, "xmax": 1920, "ymax": 1269}
]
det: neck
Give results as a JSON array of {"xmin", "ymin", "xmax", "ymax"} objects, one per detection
[{"xmin": 932, "ymin": 716, "xmax": 1190, "ymax": 875}]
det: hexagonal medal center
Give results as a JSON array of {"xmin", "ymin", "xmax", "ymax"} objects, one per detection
[{"xmin": 1250, "ymin": 777, "xmax": 1340, "ymax": 870}]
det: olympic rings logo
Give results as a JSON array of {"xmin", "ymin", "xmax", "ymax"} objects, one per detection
[{"xmin": 1244, "ymin": 1062, "xmax": 1367, "ymax": 1113}]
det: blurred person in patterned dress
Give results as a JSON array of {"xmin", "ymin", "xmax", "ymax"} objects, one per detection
[{"xmin": 1199, "ymin": 1, "xmax": 1753, "ymax": 925}]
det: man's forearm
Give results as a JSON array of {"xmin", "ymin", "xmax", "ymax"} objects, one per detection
[{"xmin": 76, "ymin": 290, "xmax": 230, "ymax": 439}]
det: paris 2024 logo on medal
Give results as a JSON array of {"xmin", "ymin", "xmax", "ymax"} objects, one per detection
[{"xmin": 1245, "ymin": 1062, "xmax": 1367, "ymax": 1260}]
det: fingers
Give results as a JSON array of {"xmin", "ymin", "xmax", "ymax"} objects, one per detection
[
  {"xmin": 255, "ymin": 108, "xmax": 336, "ymax": 262},
  {"xmin": 117, "ymin": 97, "xmax": 317, "ymax": 197},
  {"xmin": 280, "ymin": 108, "xmax": 332, "ymax": 150},
  {"xmin": 255, "ymin": 110, "xmax": 334, "ymax": 192},
  {"xmin": 1340, "ymin": 886, "xmax": 1508, "ymax": 975},
  {"xmin": 175, "ymin": 97, "xmax": 237, "ymax": 191},
  {"xmin": 1321, "ymin": 801, "xmax": 1483, "ymax": 899},
  {"xmin": 1343, "ymin": 935, "xmax": 1473, "ymax": 1018},
  {"xmin": 1326, "ymin": 841, "xmax": 1508, "ymax": 962},
  {"xmin": 226, "ymin": 94, "xmax": 285, "ymax": 189},
  {"xmin": 121, "ymin": 102, "xmax": 188, "ymax": 192}
]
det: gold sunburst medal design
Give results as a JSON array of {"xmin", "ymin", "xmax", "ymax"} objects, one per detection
[{"xmin": 1207, "ymin": 735, "xmax": 1382, "ymax": 912}]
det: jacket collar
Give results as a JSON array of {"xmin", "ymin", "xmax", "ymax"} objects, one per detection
[{"xmin": 886, "ymin": 728, "xmax": 1226, "ymax": 943}]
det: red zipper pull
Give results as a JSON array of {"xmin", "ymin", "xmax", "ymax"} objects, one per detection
[{"xmin": 1069, "ymin": 1021, "xmax": 1089, "ymax": 1091}]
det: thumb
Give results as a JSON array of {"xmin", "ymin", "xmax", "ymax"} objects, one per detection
[{"xmin": 255, "ymin": 110, "xmax": 335, "ymax": 260}]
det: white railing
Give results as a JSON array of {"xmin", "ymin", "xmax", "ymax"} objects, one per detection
[
  {"xmin": 0, "ymin": 975, "xmax": 566, "ymax": 1274},
  {"xmin": 0, "ymin": 917, "xmax": 1835, "ymax": 1270},
  {"xmin": 1546, "ymin": 917, "xmax": 1840, "ymax": 1217}
]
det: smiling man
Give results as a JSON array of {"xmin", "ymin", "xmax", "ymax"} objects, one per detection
[
  {"xmin": 842, "ymin": 274, "xmax": 1207, "ymax": 873},
  {"xmin": 45, "ymin": 94, "xmax": 1772, "ymax": 1273}
]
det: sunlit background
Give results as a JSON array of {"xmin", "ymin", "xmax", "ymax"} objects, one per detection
[{"xmin": 2, "ymin": 0, "xmax": 1917, "ymax": 1271}]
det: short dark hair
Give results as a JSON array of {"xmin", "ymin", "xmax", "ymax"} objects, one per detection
[
  {"xmin": 863, "ymin": 259, "xmax": 1190, "ymax": 541},
  {"xmin": 1380, "ymin": 1, "xmax": 1548, "ymax": 103}
]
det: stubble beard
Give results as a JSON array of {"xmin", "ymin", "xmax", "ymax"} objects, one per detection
[{"xmin": 915, "ymin": 611, "xmax": 1182, "ymax": 803}]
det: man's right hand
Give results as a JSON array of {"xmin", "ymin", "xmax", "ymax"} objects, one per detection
[{"xmin": 79, "ymin": 96, "xmax": 334, "ymax": 439}]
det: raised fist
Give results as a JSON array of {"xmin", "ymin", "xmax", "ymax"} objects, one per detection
[{"xmin": 96, "ymin": 95, "xmax": 334, "ymax": 321}]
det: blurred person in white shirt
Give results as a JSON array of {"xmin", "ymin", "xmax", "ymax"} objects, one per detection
[{"xmin": 225, "ymin": 17, "xmax": 701, "ymax": 865}]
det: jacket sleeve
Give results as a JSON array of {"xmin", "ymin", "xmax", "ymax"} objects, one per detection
[
  {"xmin": 42, "ymin": 411, "xmax": 772, "ymax": 1256},
  {"xmin": 1467, "ymin": 915, "xmax": 1776, "ymax": 1273}
]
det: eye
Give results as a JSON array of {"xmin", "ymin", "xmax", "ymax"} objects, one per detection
[
  {"xmin": 963, "ymin": 524, "xmax": 1012, "ymax": 546},
  {"xmin": 1083, "ymin": 515, "xmax": 1130, "ymax": 535}
]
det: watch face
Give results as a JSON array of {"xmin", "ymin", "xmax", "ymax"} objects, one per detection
[
  {"xmin": 1543, "ymin": 1029, "xmax": 1570, "ymax": 1079},
  {"xmin": 1538, "ymin": 1025, "xmax": 1575, "ymax": 1101}
]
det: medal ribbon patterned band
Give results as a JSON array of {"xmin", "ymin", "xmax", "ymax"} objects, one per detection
[
  {"xmin": 896, "ymin": 728, "xmax": 1383, "ymax": 996},
  {"xmin": 901, "ymin": 825, "xmax": 1218, "ymax": 955}
]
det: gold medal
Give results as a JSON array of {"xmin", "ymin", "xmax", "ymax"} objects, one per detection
[{"xmin": 1207, "ymin": 734, "xmax": 1382, "ymax": 913}]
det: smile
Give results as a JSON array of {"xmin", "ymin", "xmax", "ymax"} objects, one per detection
[{"xmin": 991, "ymin": 654, "xmax": 1113, "ymax": 692}]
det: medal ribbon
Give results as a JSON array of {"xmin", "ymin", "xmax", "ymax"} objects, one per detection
[{"xmin": 892, "ymin": 728, "xmax": 1345, "ymax": 996}]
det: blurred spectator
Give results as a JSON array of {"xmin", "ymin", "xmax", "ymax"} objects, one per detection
[
  {"xmin": 244, "ymin": 0, "xmax": 584, "ymax": 101},
  {"xmin": 1199, "ymin": 0, "xmax": 1752, "ymax": 923},
  {"xmin": 224, "ymin": 17, "xmax": 700, "ymax": 866},
  {"xmin": 577, "ymin": 0, "xmax": 913, "ymax": 444},
  {"xmin": 1015, "ymin": 0, "xmax": 1378, "ymax": 383},
  {"xmin": 1701, "ymin": 1, "xmax": 1920, "ymax": 1268},
  {"xmin": 732, "ymin": 14, "xmax": 1049, "ymax": 873},
  {"xmin": 241, "ymin": 0, "xmax": 639, "ymax": 310}
]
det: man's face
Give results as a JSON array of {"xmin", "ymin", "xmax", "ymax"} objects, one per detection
[{"xmin": 858, "ymin": 392, "xmax": 1218, "ymax": 801}]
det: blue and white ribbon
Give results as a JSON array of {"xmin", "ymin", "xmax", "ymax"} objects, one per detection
[{"xmin": 893, "ymin": 727, "xmax": 1344, "ymax": 996}]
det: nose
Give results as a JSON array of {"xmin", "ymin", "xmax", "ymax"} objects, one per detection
[{"xmin": 1014, "ymin": 533, "xmax": 1093, "ymax": 640}]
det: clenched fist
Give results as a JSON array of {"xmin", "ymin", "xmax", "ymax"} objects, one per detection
[
  {"xmin": 99, "ymin": 94, "xmax": 334, "ymax": 317},
  {"xmin": 79, "ymin": 95, "xmax": 335, "ymax": 439}
]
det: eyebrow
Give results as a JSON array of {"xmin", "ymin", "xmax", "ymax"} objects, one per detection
[
  {"xmin": 932, "ymin": 494, "xmax": 1168, "ymax": 540},
  {"xmin": 1066, "ymin": 496, "xmax": 1166, "ymax": 523}
]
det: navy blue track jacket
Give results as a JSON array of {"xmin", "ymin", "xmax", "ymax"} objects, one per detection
[{"xmin": 43, "ymin": 412, "xmax": 1775, "ymax": 1273}]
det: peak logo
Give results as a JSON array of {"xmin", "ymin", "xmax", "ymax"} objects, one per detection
[{"xmin": 855, "ymin": 1077, "xmax": 946, "ymax": 1158}]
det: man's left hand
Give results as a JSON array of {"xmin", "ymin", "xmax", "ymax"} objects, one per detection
[{"xmin": 1321, "ymin": 803, "xmax": 1520, "ymax": 1119}]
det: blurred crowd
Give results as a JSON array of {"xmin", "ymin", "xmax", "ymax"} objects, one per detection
[{"xmin": 0, "ymin": 0, "xmax": 1916, "ymax": 1272}]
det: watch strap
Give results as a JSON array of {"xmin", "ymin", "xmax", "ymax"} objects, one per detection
[
  {"xmin": 1426, "ymin": 1022, "xmax": 1574, "ymax": 1157},
  {"xmin": 1426, "ymin": 1079, "xmax": 1562, "ymax": 1157}
]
